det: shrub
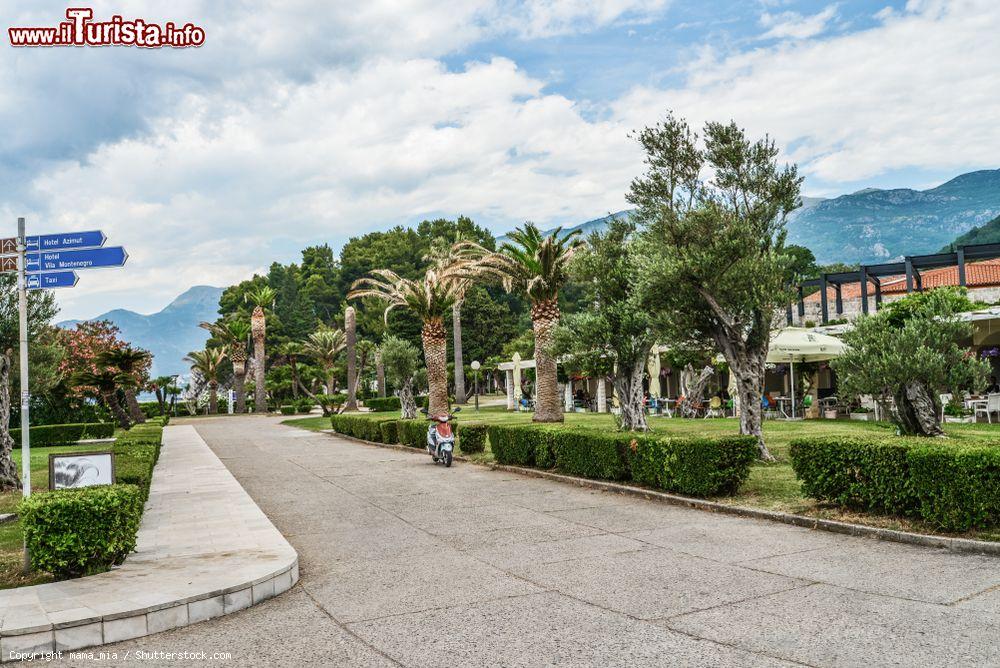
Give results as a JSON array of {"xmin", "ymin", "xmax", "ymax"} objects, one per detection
[
  {"xmin": 10, "ymin": 422, "xmax": 115, "ymax": 447},
  {"xmin": 633, "ymin": 436, "xmax": 757, "ymax": 496},
  {"xmin": 329, "ymin": 414, "xmax": 394, "ymax": 442},
  {"xmin": 396, "ymin": 419, "xmax": 427, "ymax": 448},
  {"xmin": 456, "ymin": 423, "xmax": 488, "ymax": 454},
  {"xmin": 379, "ymin": 420, "xmax": 399, "ymax": 444},
  {"xmin": 789, "ymin": 436, "xmax": 918, "ymax": 515},
  {"xmin": 18, "ymin": 484, "xmax": 144, "ymax": 578},
  {"xmin": 790, "ymin": 435, "xmax": 1000, "ymax": 531},
  {"xmin": 279, "ymin": 405, "xmax": 297, "ymax": 415},
  {"xmin": 487, "ymin": 425, "xmax": 538, "ymax": 466},
  {"xmin": 553, "ymin": 431, "xmax": 633, "ymax": 481},
  {"xmin": 365, "ymin": 397, "xmax": 401, "ymax": 412}
]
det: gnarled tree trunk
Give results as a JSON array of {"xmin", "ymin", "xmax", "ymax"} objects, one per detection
[
  {"xmin": 716, "ymin": 337, "xmax": 773, "ymax": 461},
  {"xmin": 0, "ymin": 351, "xmax": 21, "ymax": 492},
  {"xmin": 400, "ymin": 378, "xmax": 417, "ymax": 419},
  {"xmin": 251, "ymin": 306, "xmax": 268, "ymax": 413},
  {"xmin": 125, "ymin": 390, "xmax": 146, "ymax": 424},
  {"xmin": 677, "ymin": 365, "xmax": 714, "ymax": 418},
  {"xmin": 531, "ymin": 298, "xmax": 563, "ymax": 423},
  {"xmin": 894, "ymin": 381, "xmax": 945, "ymax": 436},
  {"xmin": 612, "ymin": 354, "xmax": 649, "ymax": 431},
  {"xmin": 453, "ymin": 300, "xmax": 466, "ymax": 403},
  {"xmin": 345, "ymin": 306, "xmax": 358, "ymax": 411},
  {"xmin": 423, "ymin": 318, "xmax": 450, "ymax": 416},
  {"xmin": 376, "ymin": 354, "xmax": 386, "ymax": 398}
]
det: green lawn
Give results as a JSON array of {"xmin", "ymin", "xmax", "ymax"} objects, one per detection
[
  {"xmin": 1, "ymin": 443, "xmax": 103, "ymax": 589},
  {"xmin": 284, "ymin": 409, "xmax": 1000, "ymax": 541}
]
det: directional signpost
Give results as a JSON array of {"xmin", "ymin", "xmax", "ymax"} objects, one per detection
[{"xmin": 1, "ymin": 219, "xmax": 126, "ymax": 572}]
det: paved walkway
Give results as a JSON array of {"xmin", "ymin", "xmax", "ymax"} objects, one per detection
[
  {"xmin": 1, "ymin": 426, "xmax": 296, "ymax": 661},
  {"xmin": 60, "ymin": 416, "xmax": 1000, "ymax": 667}
]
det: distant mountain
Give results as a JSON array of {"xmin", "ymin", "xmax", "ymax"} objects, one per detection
[
  {"xmin": 496, "ymin": 210, "xmax": 633, "ymax": 245},
  {"xmin": 940, "ymin": 214, "xmax": 1000, "ymax": 251},
  {"xmin": 58, "ymin": 285, "xmax": 223, "ymax": 378},
  {"xmin": 785, "ymin": 169, "xmax": 1000, "ymax": 264}
]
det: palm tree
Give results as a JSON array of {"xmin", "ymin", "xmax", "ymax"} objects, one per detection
[
  {"xmin": 200, "ymin": 318, "xmax": 252, "ymax": 413},
  {"xmin": 97, "ymin": 346, "xmax": 152, "ymax": 424},
  {"xmin": 348, "ymin": 260, "xmax": 470, "ymax": 416},
  {"xmin": 465, "ymin": 224, "xmax": 584, "ymax": 422},
  {"xmin": 425, "ymin": 236, "xmax": 473, "ymax": 403},
  {"xmin": 245, "ymin": 286, "xmax": 276, "ymax": 413},
  {"xmin": 184, "ymin": 348, "xmax": 228, "ymax": 414},
  {"xmin": 149, "ymin": 375, "xmax": 175, "ymax": 416},
  {"xmin": 302, "ymin": 326, "xmax": 346, "ymax": 394},
  {"xmin": 276, "ymin": 342, "xmax": 305, "ymax": 398},
  {"xmin": 70, "ymin": 370, "xmax": 133, "ymax": 429}
]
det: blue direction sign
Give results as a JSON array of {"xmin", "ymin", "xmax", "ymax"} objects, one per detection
[
  {"xmin": 25, "ymin": 230, "xmax": 106, "ymax": 252},
  {"xmin": 26, "ymin": 246, "xmax": 128, "ymax": 273},
  {"xmin": 26, "ymin": 271, "xmax": 78, "ymax": 290}
]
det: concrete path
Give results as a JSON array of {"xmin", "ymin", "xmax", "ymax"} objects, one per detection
[{"xmin": 59, "ymin": 416, "xmax": 1000, "ymax": 667}]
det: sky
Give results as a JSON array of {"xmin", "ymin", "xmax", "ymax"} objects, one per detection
[{"xmin": 1, "ymin": 0, "xmax": 999, "ymax": 320}]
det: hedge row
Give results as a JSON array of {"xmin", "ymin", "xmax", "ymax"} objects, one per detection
[
  {"xmin": 18, "ymin": 422, "xmax": 165, "ymax": 578},
  {"xmin": 329, "ymin": 416, "xmax": 487, "ymax": 454},
  {"xmin": 487, "ymin": 424, "xmax": 756, "ymax": 497},
  {"xmin": 10, "ymin": 422, "xmax": 115, "ymax": 448},
  {"xmin": 364, "ymin": 397, "xmax": 401, "ymax": 412},
  {"xmin": 790, "ymin": 436, "xmax": 1000, "ymax": 531}
]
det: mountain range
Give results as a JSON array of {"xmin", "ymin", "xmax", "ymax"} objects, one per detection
[
  {"xmin": 510, "ymin": 169, "xmax": 1000, "ymax": 265},
  {"xmin": 58, "ymin": 285, "xmax": 223, "ymax": 379}
]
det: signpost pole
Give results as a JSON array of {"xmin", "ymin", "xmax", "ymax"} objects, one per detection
[{"xmin": 17, "ymin": 218, "xmax": 31, "ymax": 573}]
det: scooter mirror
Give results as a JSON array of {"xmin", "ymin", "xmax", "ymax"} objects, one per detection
[
  {"xmin": 419, "ymin": 408, "xmax": 428, "ymax": 415},
  {"xmin": 453, "ymin": 407, "xmax": 462, "ymax": 413}
]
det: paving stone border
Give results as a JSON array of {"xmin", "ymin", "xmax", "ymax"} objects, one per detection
[
  {"xmin": 323, "ymin": 429, "xmax": 1000, "ymax": 557},
  {"xmin": 0, "ymin": 425, "xmax": 299, "ymax": 662}
]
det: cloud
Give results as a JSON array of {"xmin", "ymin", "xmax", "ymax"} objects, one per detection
[
  {"xmin": 615, "ymin": 0, "xmax": 1000, "ymax": 185},
  {"xmin": 759, "ymin": 4, "xmax": 839, "ymax": 40}
]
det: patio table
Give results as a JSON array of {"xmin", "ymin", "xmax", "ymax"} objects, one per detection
[{"xmin": 774, "ymin": 396, "xmax": 792, "ymax": 419}]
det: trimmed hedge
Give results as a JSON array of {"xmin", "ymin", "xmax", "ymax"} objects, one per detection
[
  {"xmin": 456, "ymin": 424, "xmax": 487, "ymax": 454},
  {"xmin": 790, "ymin": 436, "xmax": 1000, "ymax": 531},
  {"xmin": 18, "ymin": 484, "xmax": 144, "ymax": 578},
  {"xmin": 279, "ymin": 405, "xmax": 297, "ymax": 415},
  {"xmin": 379, "ymin": 420, "xmax": 399, "ymax": 444},
  {"xmin": 487, "ymin": 424, "xmax": 756, "ymax": 496},
  {"xmin": 396, "ymin": 419, "xmax": 428, "ymax": 449},
  {"xmin": 365, "ymin": 397, "xmax": 402, "ymax": 412},
  {"xmin": 10, "ymin": 422, "xmax": 115, "ymax": 448},
  {"xmin": 330, "ymin": 414, "xmax": 389, "ymax": 442}
]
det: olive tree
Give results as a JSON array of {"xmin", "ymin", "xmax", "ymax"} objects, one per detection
[
  {"xmin": 632, "ymin": 114, "xmax": 802, "ymax": 460},
  {"xmin": 555, "ymin": 217, "xmax": 663, "ymax": 431},
  {"xmin": 379, "ymin": 335, "xmax": 421, "ymax": 419},
  {"xmin": 834, "ymin": 289, "xmax": 988, "ymax": 436}
]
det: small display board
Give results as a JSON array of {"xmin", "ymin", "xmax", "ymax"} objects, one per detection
[{"xmin": 49, "ymin": 451, "xmax": 116, "ymax": 490}]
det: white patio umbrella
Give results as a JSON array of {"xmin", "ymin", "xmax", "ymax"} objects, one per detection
[{"xmin": 766, "ymin": 328, "xmax": 847, "ymax": 418}]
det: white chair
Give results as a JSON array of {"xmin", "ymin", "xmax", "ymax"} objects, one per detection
[{"xmin": 975, "ymin": 393, "xmax": 1000, "ymax": 423}]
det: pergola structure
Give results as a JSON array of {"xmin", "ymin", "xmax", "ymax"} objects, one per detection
[{"xmin": 789, "ymin": 241, "xmax": 1000, "ymax": 325}]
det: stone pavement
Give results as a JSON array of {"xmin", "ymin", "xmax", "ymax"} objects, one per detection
[
  {"xmin": 0, "ymin": 425, "xmax": 297, "ymax": 661},
  {"xmin": 54, "ymin": 416, "xmax": 1000, "ymax": 667}
]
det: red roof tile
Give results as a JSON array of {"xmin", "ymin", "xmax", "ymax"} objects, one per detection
[{"xmin": 803, "ymin": 258, "xmax": 1000, "ymax": 303}]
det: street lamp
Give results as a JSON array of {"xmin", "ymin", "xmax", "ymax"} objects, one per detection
[{"xmin": 471, "ymin": 360, "xmax": 481, "ymax": 412}]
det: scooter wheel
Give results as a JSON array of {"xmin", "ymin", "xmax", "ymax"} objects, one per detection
[{"xmin": 443, "ymin": 451, "xmax": 453, "ymax": 468}]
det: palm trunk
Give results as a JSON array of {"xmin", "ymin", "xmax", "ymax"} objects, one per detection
[
  {"xmin": 453, "ymin": 300, "xmax": 466, "ymax": 403},
  {"xmin": 155, "ymin": 388, "xmax": 166, "ymax": 416},
  {"xmin": 104, "ymin": 390, "xmax": 132, "ymax": 430},
  {"xmin": 209, "ymin": 382, "xmax": 218, "ymax": 414},
  {"xmin": 0, "ymin": 351, "xmax": 21, "ymax": 492},
  {"xmin": 531, "ymin": 299, "xmax": 563, "ymax": 423},
  {"xmin": 422, "ymin": 318, "xmax": 450, "ymax": 416},
  {"xmin": 376, "ymin": 357, "xmax": 386, "ymax": 398},
  {"xmin": 125, "ymin": 390, "xmax": 146, "ymax": 424},
  {"xmin": 613, "ymin": 355, "xmax": 649, "ymax": 432},
  {"xmin": 233, "ymin": 362, "xmax": 247, "ymax": 413},
  {"xmin": 251, "ymin": 306, "xmax": 268, "ymax": 413},
  {"xmin": 345, "ymin": 307, "xmax": 358, "ymax": 411}
]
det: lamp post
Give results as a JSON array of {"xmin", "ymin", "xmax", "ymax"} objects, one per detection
[{"xmin": 471, "ymin": 360, "xmax": 481, "ymax": 412}]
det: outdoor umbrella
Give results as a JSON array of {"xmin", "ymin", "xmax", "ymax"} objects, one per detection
[{"xmin": 766, "ymin": 328, "xmax": 847, "ymax": 418}]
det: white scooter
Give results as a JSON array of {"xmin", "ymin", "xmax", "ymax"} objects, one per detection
[{"xmin": 422, "ymin": 407, "xmax": 460, "ymax": 467}]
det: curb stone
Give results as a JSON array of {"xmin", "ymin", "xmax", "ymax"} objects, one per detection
[{"xmin": 318, "ymin": 428, "xmax": 1000, "ymax": 557}]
